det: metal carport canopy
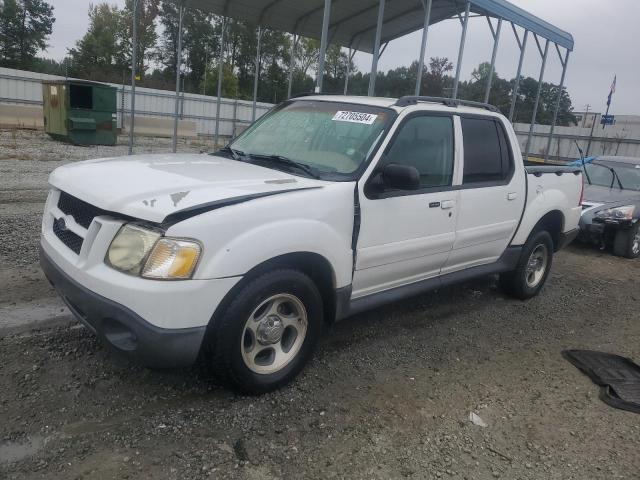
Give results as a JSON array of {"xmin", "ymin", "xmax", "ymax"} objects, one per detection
[{"xmin": 182, "ymin": 0, "xmax": 574, "ymax": 52}]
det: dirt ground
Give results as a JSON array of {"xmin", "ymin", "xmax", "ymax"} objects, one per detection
[{"xmin": 1, "ymin": 130, "xmax": 640, "ymax": 479}]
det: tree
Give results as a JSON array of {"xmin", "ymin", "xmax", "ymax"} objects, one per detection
[
  {"xmin": 508, "ymin": 77, "xmax": 576, "ymax": 126},
  {"xmin": 0, "ymin": 0, "xmax": 55, "ymax": 69},
  {"xmin": 421, "ymin": 57, "xmax": 453, "ymax": 96},
  {"xmin": 120, "ymin": 0, "xmax": 158, "ymax": 78},
  {"xmin": 68, "ymin": 4, "xmax": 125, "ymax": 81},
  {"xmin": 457, "ymin": 65, "xmax": 576, "ymax": 126},
  {"xmin": 297, "ymin": 38, "xmax": 319, "ymax": 78},
  {"xmin": 201, "ymin": 62, "xmax": 238, "ymax": 98},
  {"xmin": 155, "ymin": 2, "xmax": 219, "ymax": 91}
]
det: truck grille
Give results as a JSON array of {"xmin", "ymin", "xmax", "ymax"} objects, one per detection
[
  {"xmin": 53, "ymin": 218, "xmax": 83, "ymax": 254},
  {"xmin": 58, "ymin": 191, "xmax": 107, "ymax": 229}
]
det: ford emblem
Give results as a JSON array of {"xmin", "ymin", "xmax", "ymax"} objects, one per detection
[{"xmin": 57, "ymin": 217, "xmax": 68, "ymax": 231}]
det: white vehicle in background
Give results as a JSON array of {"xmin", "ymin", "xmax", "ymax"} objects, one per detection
[{"xmin": 40, "ymin": 95, "xmax": 583, "ymax": 393}]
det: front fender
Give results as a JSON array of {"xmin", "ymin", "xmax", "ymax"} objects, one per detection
[
  {"xmin": 165, "ymin": 183, "xmax": 356, "ymax": 288},
  {"xmin": 196, "ymin": 218, "xmax": 353, "ymax": 287}
]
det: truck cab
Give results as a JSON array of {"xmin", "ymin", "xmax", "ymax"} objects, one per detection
[{"xmin": 40, "ymin": 95, "xmax": 583, "ymax": 393}]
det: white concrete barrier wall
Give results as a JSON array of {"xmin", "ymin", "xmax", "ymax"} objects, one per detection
[
  {"xmin": 514, "ymin": 123, "xmax": 640, "ymax": 161},
  {"xmin": 0, "ymin": 67, "xmax": 273, "ymax": 139},
  {"xmin": 0, "ymin": 104, "xmax": 43, "ymax": 129}
]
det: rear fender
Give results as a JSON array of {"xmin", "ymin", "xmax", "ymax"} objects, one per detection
[{"xmin": 512, "ymin": 190, "xmax": 567, "ymax": 246}]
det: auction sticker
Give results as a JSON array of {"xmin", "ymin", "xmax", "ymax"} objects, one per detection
[{"xmin": 332, "ymin": 111, "xmax": 378, "ymax": 124}]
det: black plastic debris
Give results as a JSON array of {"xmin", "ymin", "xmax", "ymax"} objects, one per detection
[{"xmin": 563, "ymin": 350, "xmax": 640, "ymax": 414}]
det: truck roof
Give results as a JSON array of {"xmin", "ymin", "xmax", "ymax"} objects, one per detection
[{"xmin": 293, "ymin": 95, "xmax": 503, "ymax": 116}]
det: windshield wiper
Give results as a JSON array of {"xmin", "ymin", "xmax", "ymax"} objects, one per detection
[
  {"xmin": 216, "ymin": 145, "xmax": 245, "ymax": 161},
  {"xmin": 605, "ymin": 165, "xmax": 625, "ymax": 190},
  {"xmin": 246, "ymin": 153, "xmax": 321, "ymax": 179}
]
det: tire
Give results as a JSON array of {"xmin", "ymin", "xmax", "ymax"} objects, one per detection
[
  {"xmin": 203, "ymin": 269, "xmax": 323, "ymax": 394},
  {"xmin": 500, "ymin": 230, "xmax": 554, "ymax": 300},
  {"xmin": 613, "ymin": 223, "xmax": 640, "ymax": 259}
]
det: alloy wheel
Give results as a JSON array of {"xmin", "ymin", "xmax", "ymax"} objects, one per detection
[{"xmin": 241, "ymin": 294, "xmax": 308, "ymax": 375}]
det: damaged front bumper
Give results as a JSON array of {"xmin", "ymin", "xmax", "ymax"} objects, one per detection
[{"xmin": 578, "ymin": 218, "xmax": 635, "ymax": 246}]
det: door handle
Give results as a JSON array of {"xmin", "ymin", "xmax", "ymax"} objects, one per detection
[
  {"xmin": 441, "ymin": 200, "xmax": 455, "ymax": 210},
  {"xmin": 507, "ymin": 192, "xmax": 518, "ymax": 201}
]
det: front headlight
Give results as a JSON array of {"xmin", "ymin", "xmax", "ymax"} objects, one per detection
[
  {"xmin": 106, "ymin": 224, "xmax": 201, "ymax": 280},
  {"xmin": 595, "ymin": 205, "xmax": 635, "ymax": 221},
  {"xmin": 106, "ymin": 224, "xmax": 161, "ymax": 275}
]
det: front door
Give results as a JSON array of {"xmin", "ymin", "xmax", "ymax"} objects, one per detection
[{"xmin": 352, "ymin": 113, "xmax": 460, "ymax": 298}]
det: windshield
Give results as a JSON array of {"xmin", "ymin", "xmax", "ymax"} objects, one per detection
[
  {"xmin": 584, "ymin": 162, "xmax": 640, "ymax": 191},
  {"xmin": 228, "ymin": 100, "xmax": 395, "ymax": 179}
]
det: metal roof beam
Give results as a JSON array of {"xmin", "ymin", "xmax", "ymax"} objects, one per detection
[
  {"xmin": 469, "ymin": 0, "xmax": 573, "ymax": 50},
  {"xmin": 293, "ymin": 0, "xmax": 343, "ymax": 33},
  {"xmin": 329, "ymin": 2, "xmax": 379, "ymax": 33},
  {"xmin": 349, "ymin": 3, "xmax": 423, "ymax": 47}
]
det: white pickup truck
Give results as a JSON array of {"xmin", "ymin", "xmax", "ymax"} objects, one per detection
[{"xmin": 40, "ymin": 95, "xmax": 583, "ymax": 393}]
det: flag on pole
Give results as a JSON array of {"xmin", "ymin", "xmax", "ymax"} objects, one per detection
[{"xmin": 607, "ymin": 75, "xmax": 617, "ymax": 107}]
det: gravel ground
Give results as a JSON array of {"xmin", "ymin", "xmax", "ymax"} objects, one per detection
[{"xmin": 2, "ymin": 129, "xmax": 640, "ymax": 479}]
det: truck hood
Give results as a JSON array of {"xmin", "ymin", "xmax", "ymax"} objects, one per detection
[
  {"xmin": 583, "ymin": 184, "xmax": 640, "ymax": 205},
  {"xmin": 49, "ymin": 153, "xmax": 326, "ymax": 223}
]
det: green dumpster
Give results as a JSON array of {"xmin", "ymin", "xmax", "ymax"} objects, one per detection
[{"xmin": 42, "ymin": 80, "xmax": 118, "ymax": 146}]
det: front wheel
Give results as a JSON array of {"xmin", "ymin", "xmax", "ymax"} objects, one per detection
[
  {"xmin": 203, "ymin": 269, "xmax": 323, "ymax": 394},
  {"xmin": 500, "ymin": 230, "xmax": 554, "ymax": 300},
  {"xmin": 613, "ymin": 223, "xmax": 640, "ymax": 259}
]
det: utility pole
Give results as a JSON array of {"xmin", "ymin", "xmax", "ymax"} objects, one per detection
[
  {"xmin": 582, "ymin": 104, "xmax": 591, "ymax": 128},
  {"xmin": 586, "ymin": 115, "xmax": 597, "ymax": 157}
]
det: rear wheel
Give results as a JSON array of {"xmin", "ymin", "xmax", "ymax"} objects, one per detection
[
  {"xmin": 500, "ymin": 230, "xmax": 554, "ymax": 300},
  {"xmin": 203, "ymin": 269, "xmax": 323, "ymax": 394},
  {"xmin": 613, "ymin": 223, "xmax": 640, "ymax": 259}
]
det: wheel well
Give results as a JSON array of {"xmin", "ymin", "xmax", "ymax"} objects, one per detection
[
  {"xmin": 533, "ymin": 210, "xmax": 564, "ymax": 251},
  {"xmin": 239, "ymin": 252, "xmax": 337, "ymax": 324}
]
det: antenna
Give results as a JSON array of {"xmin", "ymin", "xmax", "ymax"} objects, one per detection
[{"xmin": 575, "ymin": 140, "xmax": 591, "ymax": 185}]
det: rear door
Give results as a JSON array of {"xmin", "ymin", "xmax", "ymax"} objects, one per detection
[
  {"xmin": 443, "ymin": 116, "xmax": 525, "ymax": 273},
  {"xmin": 352, "ymin": 113, "xmax": 460, "ymax": 298}
]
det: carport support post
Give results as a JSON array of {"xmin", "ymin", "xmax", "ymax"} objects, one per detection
[
  {"xmin": 316, "ymin": 0, "xmax": 332, "ymax": 93},
  {"xmin": 415, "ymin": 0, "xmax": 433, "ymax": 96},
  {"xmin": 484, "ymin": 17, "xmax": 503, "ymax": 104},
  {"xmin": 287, "ymin": 34, "xmax": 297, "ymax": 99},
  {"xmin": 509, "ymin": 28, "xmax": 529, "ymax": 122},
  {"xmin": 545, "ymin": 49, "xmax": 571, "ymax": 162},
  {"xmin": 214, "ymin": 17, "xmax": 227, "ymax": 148},
  {"xmin": 452, "ymin": 1, "xmax": 470, "ymax": 100},
  {"xmin": 128, "ymin": 0, "xmax": 139, "ymax": 155},
  {"xmin": 368, "ymin": 0, "xmax": 385, "ymax": 96},
  {"xmin": 171, "ymin": 2, "xmax": 185, "ymax": 153},
  {"xmin": 524, "ymin": 39, "xmax": 550, "ymax": 162},
  {"xmin": 344, "ymin": 47, "xmax": 352, "ymax": 95},
  {"xmin": 252, "ymin": 26, "xmax": 262, "ymax": 122}
]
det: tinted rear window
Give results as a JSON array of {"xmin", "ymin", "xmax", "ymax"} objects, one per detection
[{"xmin": 462, "ymin": 117, "xmax": 511, "ymax": 184}]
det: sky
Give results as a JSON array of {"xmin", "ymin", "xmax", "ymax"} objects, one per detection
[{"xmin": 44, "ymin": 0, "xmax": 640, "ymax": 115}]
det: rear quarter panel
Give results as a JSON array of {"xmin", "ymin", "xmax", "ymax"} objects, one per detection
[{"xmin": 511, "ymin": 171, "xmax": 583, "ymax": 246}]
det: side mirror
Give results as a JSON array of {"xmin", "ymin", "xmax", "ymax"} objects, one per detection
[{"xmin": 382, "ymin": 163, "xmax": 421, "ymax": 190}]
